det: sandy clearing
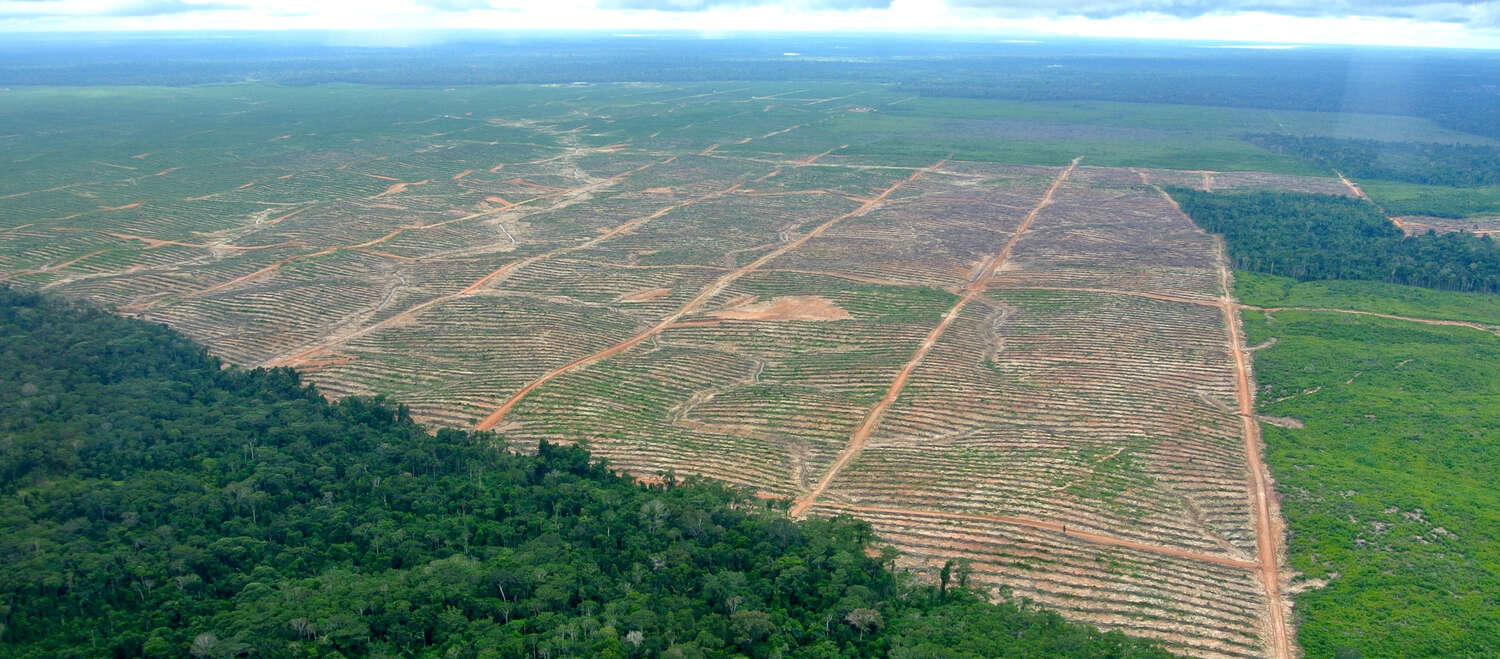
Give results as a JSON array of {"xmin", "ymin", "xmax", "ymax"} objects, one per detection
[
  {"xmin": 644, "ymin": 187, "xmax": 673, "ymax": 194},
  {"xmin": 98, "ymin": 201, "xmax": 143, "ymax": 211},
  {"xmin": 369, "ymin": 179, "xmax": 429, "ymax": 199},
  {"xmin": 264, "ymin": 206, "xmax": 313, "ymax": 226},
  {"xmin": 362, "ymin": 173, "xmax": 401, "ymax": 182},
  {"xmin": 154, "ymin": 167, "xmax": 181, "ymax": 177},
  {"xmin": 452, "ymin": 169, "xmax": 474, "ymax": 180},
  {"xmin": 473, "ymin": 158, "xmax": 951, "ymax": 432},
  {"xmin": 236, "ymin": 180, "xmax": 258, "ymax": 190},
  {"xmin": 131, "ymin": 152, "xmax": 150, "ymax": 159},
  {"xmin": 489, "ymin": 163, "xmax": 505, "ymax": 173},
  {"xmin": 484, "ymin": 195, "xmax": 514, "ymax": 208},
  {"xmin": 710, "ymin": 295, "xmax": 851, "ymax": 321},
  {"xmin": 619, "ymin": 287, "xmax": 671, "ymax": 303},
  {"xmin": 789, "ymin": 156, "xmax": 1081, "ymax": 518},
  {"xmin": 700, "ymin": 144, "xmax": 720, "ymax": 155}
]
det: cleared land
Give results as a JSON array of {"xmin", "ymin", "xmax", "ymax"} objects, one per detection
[{"xmin": 1, "ymin": 81, "xmax": 1405, "ymax": 659}]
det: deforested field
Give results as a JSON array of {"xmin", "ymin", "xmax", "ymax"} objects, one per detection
[{"xmin": 3, "ymin": 81, "xmax": 1400, "ymax": 658}]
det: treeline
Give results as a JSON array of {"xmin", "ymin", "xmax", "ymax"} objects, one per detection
[
  {"xmin": 1170, "ymin": 189, "xmax": 1500, "ymax": 293},
  {"xmin": 1246, "ymin": 135, "xmax": 1500, "ymax": 187},
  {"xmin": 0, "ymin": 288, "xmax": 1171, "ymax": 658}
]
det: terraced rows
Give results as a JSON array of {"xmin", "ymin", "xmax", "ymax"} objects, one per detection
[
  {"xmin": 994, "ymin": 170, "xmax": 1224, "ymax": 300},
  {"xmin": 3, "ymin": 81, "xmax": 1318, "ymax": 656},
  {"xmin": 500, "ymin": 271, "xmax": 958, "ymax": 493},
  {"xmin": 831, "ymin": 504, "xmax": 1269, "ymax": 658}
]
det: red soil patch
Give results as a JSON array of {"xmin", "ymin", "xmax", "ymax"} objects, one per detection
[
  {"xmin": 154, "ymin": 167, "xmax": 181, "ymax": 177},
  {"xmin": 710, "ymin": 295, "xmax": 852, "ymax": 322},
  {"xmin": 236, "ymin": 180, "xmax": 258, "ymax": 190},
  {"xmin": 643, "ymin": 187, "xmax": 673, "ymax": 194},
  {"xmin": 278, "ymin": 173, "xmax": 295, "ymax": 180},
  {"xmin": 485, "ymin": 195, "xmax": 514, "ymax": 208},
  {"xmin": 370, "ymin": 179, "xmax": 429, "ymax": 199},
  {"xmin": 452, "ymin": 169, "xmax": 474, "ymax": 180},
  {"xmin": 488, "ymin": 163, "xmax": 505, "ymax": 173},
  {"xmin": 99, "ymin": 201, "xmax": 143, "ymax": 211},
  {"xmin": 619, "ymin": 287, "xmax": 671, "ymax": 303}
]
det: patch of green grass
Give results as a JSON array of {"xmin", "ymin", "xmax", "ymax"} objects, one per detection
[
  {"xmin": 1361, "ymin": 179, "xmax": 1500, "ymax": 218},
  {"xmin": 1245, "ymin": 292, "xmax": 1500, "ymax": 658},
  {"xmin": 1237, "ymin": 272, "xmax": 1500, "ymax": 327}
]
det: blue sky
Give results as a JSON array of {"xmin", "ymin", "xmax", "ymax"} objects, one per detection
[{"xmin": 1, "ymin": 0, "xmax": 1498, "ymax": 48}]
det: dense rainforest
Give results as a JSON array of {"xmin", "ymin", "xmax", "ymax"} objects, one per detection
[
  {"xmin": 1245, "ymin": 135, "xmax": 1500, "ymax": 188},
  {"xmin": 0, "ymin": 287, "xmax": 1170, "ymax": 658},
  {"xmin": 1169, "ymin": 189, "xmax": 1500, "ymax": 294}
]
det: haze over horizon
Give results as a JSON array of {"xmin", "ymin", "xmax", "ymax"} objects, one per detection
[{"xmin": 1, "ymin": 0, "xmax": 1499, "ymax": 49}]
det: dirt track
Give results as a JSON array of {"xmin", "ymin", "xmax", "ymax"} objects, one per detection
[
  {"xmin": 474, "ymin": 158, "xmax": 951, "ymax": 431},
  {"xmin": 1218, "ymin": 243, "xmax": 1293, "ymax": 659},
  {"xmin": 265, "ymin": 177, "xmax": 742, "ymax": 368},
  {"xmin": 1250, "ymin": 306, "xmax": 1500, "ymax": 337},
  {"xmin": 789, "ymin": 156, "xmax": 1081, "ymax": 517}
]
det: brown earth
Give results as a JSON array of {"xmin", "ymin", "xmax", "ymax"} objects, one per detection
[
  {"xmin": 710, "ymin": 295, "xmax": 851, "ymax": 321},
  {"xmin": 619, "ymin": 287, "xmax": 671, "ymax": 303},
  {"xmin": 789, "ymin": 156, "xmax": 1081, "ymax": 518}
]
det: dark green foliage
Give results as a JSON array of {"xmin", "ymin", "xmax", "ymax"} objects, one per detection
[
  {"xmin": 1246, "ymin": 135, "xmax": 1500, "ymax": 188},
  {"xmin": 1171, "ymin": 188, "xmax": 1500, "ymax": 293},
  {"xmin": 0, "ymin": 288, "xmax": 1170, "ymax": 658},
  {"xmin": 1241, "ymin": 284, "xmax": 1500, "ymax": 657}
]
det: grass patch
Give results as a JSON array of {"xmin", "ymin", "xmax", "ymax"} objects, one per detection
[
  {"xmin": 1246, "ymin": 294, "xmax": 1500, "ymax": 658},
  {"xmin": 1361, "ymin": 180, "xmax": 1500, "ymax": 219},
  {"xmin": 1237, "ymin": 272, "xmax": 1500, "ymax": 327}
]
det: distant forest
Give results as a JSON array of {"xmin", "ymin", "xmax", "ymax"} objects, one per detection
[
  {"xmin": 3, "ymin": 34, "xmax": 1498, "ymax": 142},
  {"xmin": 1170, "ymin": 189, "xmax": 1500, "ymax": 294},
  {"xmin": 0, "ymin": 288, "xmax": 1171, "ymax": 658},
  {"xmin": 1246, "ymin": 135, "xmax": 1500, "ymax": 187}
]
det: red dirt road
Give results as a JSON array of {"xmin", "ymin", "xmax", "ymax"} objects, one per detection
[
  {"xmin": 1153, "ymin": 182, "xmax": 1294, "ymax": 658},
  {"xmin": 789, "ymin": 156, "xmax": 1081, "ymax": 517}
]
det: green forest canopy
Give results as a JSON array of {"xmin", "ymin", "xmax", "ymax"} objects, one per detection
[
  {"xmin": 1169, "ymin": 188, "xmax": 1500, "ymax": 294},
  {"xmin": 0, "ymin": 287, "xmax": 1171, "ymax": 659}
]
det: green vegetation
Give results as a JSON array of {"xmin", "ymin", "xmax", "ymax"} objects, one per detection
[
  {"xmin": 1359, "ymin": 180, "xmax": 1500, "ymax": 219},
  {"xmin": 0, "ymin": 287, "xmax": 1171, "ymax": 658},
  {"xmin": 1239, "ymin": 279, "xmax": 1500, "ymax": 657},
  {"xmin": 1246, "ymin": 135, "xmax": 1500, "ymax": 187},
  {"xmin": 1171, "ymin": 188, "xmax": 1500, "ymax": 293},
  {"xmin": 1236, "ymin": 272, "xmax": 1500, "ymax": 327}
]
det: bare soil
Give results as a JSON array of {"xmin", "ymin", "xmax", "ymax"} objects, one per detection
[{"xmin": 710, "ymin": 295, "xmax": 851, "ymax": 321}]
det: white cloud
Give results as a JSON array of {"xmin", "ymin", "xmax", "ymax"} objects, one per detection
[{"xmin": 0, "ymin": 0, "xmax": 1496, "ymax": 48}]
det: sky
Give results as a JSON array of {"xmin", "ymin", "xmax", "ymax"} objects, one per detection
[{"xmin": 1, "ymin": 0, "xmax": 1498, "ymax": 49}]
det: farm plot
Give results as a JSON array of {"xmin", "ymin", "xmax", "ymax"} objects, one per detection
[
  {"xmin": 991, "ymin": 169, "xmax": 1225, "ymax": 300},
  {"xmin": 497, "ymin": 271, "xmax": 959, "ymax": 494},
  {"xmin": 2, "ymin": 81, "xmax": 1329, "ymax": 658}
]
